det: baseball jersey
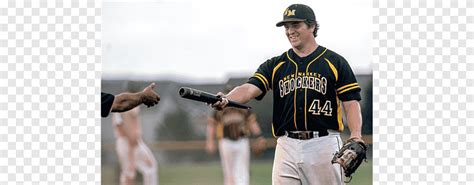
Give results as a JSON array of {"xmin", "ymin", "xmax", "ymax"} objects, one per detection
[
  {"xmin": 212, "ymin": 108, "xmax": 252, "ymax": 140},
  {"xmin": 247, "ymin": 46, "xmax": 361, "ymax": 137}
]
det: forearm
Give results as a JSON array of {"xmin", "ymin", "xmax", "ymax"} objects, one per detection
[
  {"xmin": 344, "ymin": 100, "xmax": 363, "ymax": 139},
  {"xmin": 206, "ymin": 118, "xmax": 217, "ymax": 143},
  {"xmin": 250, "ymin": 125, "xmax": 262, "ymax": 136},
  {"xmin": 226, "ymin": 84, "xmax": 261, "ymax": 104},
  {"xmin": 111, "ymin": 92, "xmax": 143, "ymax": 112},
  {"xmin": 206, "ymin": 126, "xmax": 216, "ymax": 143},
  {"xmin": 247, "ymin": 114, "xmax": 262, "ymax": 136}
]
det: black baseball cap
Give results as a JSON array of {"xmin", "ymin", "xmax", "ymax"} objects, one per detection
[{"xmin": 276, "ymin": 4, "xmax": 316, "ymax": 27}]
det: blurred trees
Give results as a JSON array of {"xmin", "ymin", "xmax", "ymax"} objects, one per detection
[{"xmin": 156, "ymin": 106, "xmax": 198, "ymax": 141}]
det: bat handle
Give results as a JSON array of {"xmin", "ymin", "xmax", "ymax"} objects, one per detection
[
  {"xmin": 215, "ymin": 95, "xmax": 251, "ymax": 109},
  {"xmin": 227, "ymin": 100, "xmax": 251, "ymax": 109}
]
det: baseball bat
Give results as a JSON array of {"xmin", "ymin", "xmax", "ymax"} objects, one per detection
[{"xmin": 178, "ymin": 87, "xmax": 251, "ymax": 109}]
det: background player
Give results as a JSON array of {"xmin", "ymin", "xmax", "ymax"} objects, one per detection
[
  {"xmin": 111, "ymin": 83, "xmax": 158, "ymax": 185},
  {"xmin": 206, "ymin": 87, "xmax": 266, "ymax": 185},
  {"xmin": 213, "ymin": 4, "xmax": 364, "ymax": 185}
]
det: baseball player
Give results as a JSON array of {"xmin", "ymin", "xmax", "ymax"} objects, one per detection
[
  {"xmin": 205, "ymin": 87, "xmax": 266, "ymax": 185},
  {"xmin": 111, "ymin": 82, "xmax": 159, "ymax": 185},
  {"xmin": 213, "ymin": 4, "xmax": 364, "ymax": 185},
  {"xmin": 112, "ymin": 107, "xmax": 158, "ymax": 185}
]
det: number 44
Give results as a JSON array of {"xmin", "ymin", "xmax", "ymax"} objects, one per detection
[{"xmin": 308, "ymin": 99, "xmax": 333, "ymax": 116}]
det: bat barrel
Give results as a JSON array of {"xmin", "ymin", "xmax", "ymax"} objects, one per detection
[{"xmin": 178, "ymin": 87, "xmax": 190, "ymax": 97}]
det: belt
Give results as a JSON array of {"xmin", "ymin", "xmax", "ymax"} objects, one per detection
[
  {"xmin": 223, "ymin": 133, "xmax": 245, "ymax": 140},
  {"xmin": 285, "ymin": 131, "xmax": 329, "ymax": 140}
]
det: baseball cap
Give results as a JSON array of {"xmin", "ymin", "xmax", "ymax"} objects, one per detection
[{"xmin": 276, "ymin": 4, "xmax": 316, "ymax": 27}]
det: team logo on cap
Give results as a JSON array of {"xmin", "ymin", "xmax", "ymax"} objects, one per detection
[{"xmin": 284, "ymin": 9, "xmax": 296, "ymax": 16}]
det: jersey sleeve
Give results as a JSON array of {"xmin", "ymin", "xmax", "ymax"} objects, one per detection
[
  {"xmin": 332, "ymin": 55, "xmax": 362, "ymax": 101},
  {"xmin": 247, "ymin": 58, "xmax": 277, "ymax": 100},
  {"xmin": 101, "ymin": 92, "xmax": 115, "ymax": 117}
]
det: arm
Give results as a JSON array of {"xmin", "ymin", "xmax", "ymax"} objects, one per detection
[
  {"xmin": 111, "ymin": 92, "xmax": 143, "ymax": 112},
  {"xmin": 205, "ymin": 117, "xmax": 218, "ymax": 154},
  {"xmin": 247, "ymin": 113, "xmax": 262, "ymax": 137},
  {"xmin": 342, "ymin": 100, "xmax": 363, "ymax": 140},
  {"xmin": 226, "ymin": 83, "xmax": 262, "ymax": 104},
  {"xmin": 213, "ymin": 83, "xmax": 262, "ymax": 109},
  {"xmin": 247, "ymin": 113, "xmax": 267, "ymax": 156},
  {"xmin": 111, "ymin": 83, "xmax": 160, "ymax": 113}
]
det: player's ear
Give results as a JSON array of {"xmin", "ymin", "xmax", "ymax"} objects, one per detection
[
  {"xmin": 304, "ymin": 21, "xmax": 315, "ymax": 32},
  {"xmin": 309, "ymin": 24, "xmax": 316, "ymax": 32}
]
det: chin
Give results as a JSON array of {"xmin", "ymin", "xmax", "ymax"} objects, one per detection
[{"xmin": 290, "ymin": 42, "xmax": 301, "ymax": 48}]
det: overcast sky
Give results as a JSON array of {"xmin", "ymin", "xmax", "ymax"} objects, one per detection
[{"xmin": 102, "ymin": 0, "xmax": 373, "ymax": 83}]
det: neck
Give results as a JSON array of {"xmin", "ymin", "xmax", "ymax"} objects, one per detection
[{"xmin": 293, "ymin": 40, "xmax": 318, "ymax": 57}]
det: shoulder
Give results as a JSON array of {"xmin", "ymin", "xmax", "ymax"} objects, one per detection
[
  {"xmin": 322, "ymin": 48, "xmax": 350, "ymax": 67},
  {"xmin": 212, "ymin": 110, "xmax": 225, "ymax": 121},
  {"xmin": 323, "ymin": 48, "xmax": 344, "ymax": 61},
  {"xmin": 261, "ymin": 54, "xmax": 285, "ymax": 67}
]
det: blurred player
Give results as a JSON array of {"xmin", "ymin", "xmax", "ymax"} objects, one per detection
[
  {"xmin": 112, "ymin": 82, "xmax": 158, "ymax": 185},
  {"xmin": 206, "ymin": 87, "xmax": 266, "ymax": 185}
]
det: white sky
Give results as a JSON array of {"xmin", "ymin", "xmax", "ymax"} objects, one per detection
[{"xmin": 102, "ymin": 0, "xmax": 373, "ymax": 83}]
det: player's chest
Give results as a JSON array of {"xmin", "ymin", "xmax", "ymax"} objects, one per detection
[
  {"xmin": 273, "ymin": 60, "xmax": 335, "ymax": 85},
  {"xmin": 220, "ymin": 112, "xmax": 246, "ymax": 126}
]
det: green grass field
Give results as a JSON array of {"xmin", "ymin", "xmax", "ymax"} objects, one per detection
[{"xmin": 102, "ymin": 160, "xmax": 372, "ymax": 185}]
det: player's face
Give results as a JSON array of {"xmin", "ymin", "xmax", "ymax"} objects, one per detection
[{"xmin": 283, "ymin": 22, "xmax": 314, "ymax": 49}]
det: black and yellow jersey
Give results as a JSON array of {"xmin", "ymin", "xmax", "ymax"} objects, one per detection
[{"xmin": 247, "ymin": 46, "xmax": 361, "ymax": 137}]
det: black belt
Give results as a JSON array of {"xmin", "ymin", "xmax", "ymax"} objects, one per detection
[
  {"xmin": 223, "ymin": 133, "xmax": 245, "ymax": 140},
  {"xmin": 285, "ymin": 131, "xmax": 329, "ymax": 140}
]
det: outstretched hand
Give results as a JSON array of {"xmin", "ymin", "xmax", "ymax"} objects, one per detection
[{"xmin": 141, "ymin": 83, "xmax": 161, "ymax": 107}]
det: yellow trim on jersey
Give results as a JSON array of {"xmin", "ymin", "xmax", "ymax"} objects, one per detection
[
  {"xmin": 305, "ymin": 48, "xmax": 327, "ymax": 72},
  {"xmin": 337, "ymin": 83, "xmax": 358, "ymax": 92},
  {"xmin": 254, "ymin": 74, "xmax": 269, "ymax": 91},
  {"xmin": 286, "ymin": 51, "xmax": 299, "ymax": 130},
  {"xmin": 271, "ymin": 125, "xmax": 276, "ymax": 138},
  {"xmin": 324, "ymin": 58, "xmax": 339, "ymax": 82},
  {"xmin": 304, "ymin": 48, "xmax": 327, "ymax": 130},
  {"xmin": 337, "ymin": 96, "xmax": 344, "ymax": 131},
  {"xmin": 216, "ymin": 123, "xmax": 224, "ymax": 140},
  {"xmin": 338, "ymin": 85, "xmax": 360, "ymax": 94},
  {"xmin": 272, "ymin": 61, "xmax": 285, "ymax": 85},
  {"xmin": 255, "ymin": 73, "xmax": 270, "ymax": 90}
]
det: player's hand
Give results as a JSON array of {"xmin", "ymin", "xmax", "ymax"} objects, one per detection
[
  {"xmin": 140, "ymin": 83, "xmax": 161, "ymax": 107},
  {"xmin": 251, "ymin": 136, "xmax": 267, "ymax": 156},
  {"xmin": 211, "ymin": 92, "xmax": 229, "ymax": 110},
  {"xmin": 205, "ymin": 141, "xmax": 217, "ymax": 154},
  {"xmin": 347, "ymin": 136, "xmax": 365, "ymax": 144},
  {"xmin": 348, "ymin": 135, "xmax": 364, "ymax": 143}
]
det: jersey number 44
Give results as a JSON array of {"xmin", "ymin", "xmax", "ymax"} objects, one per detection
[{"xmin": 308, "ymin": 99, "xmax": 333, "ymax": 116}]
